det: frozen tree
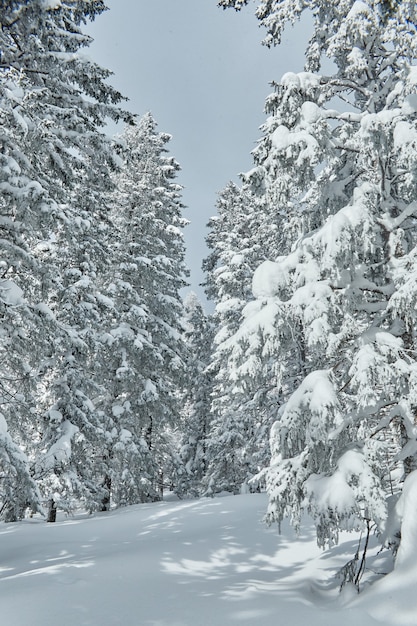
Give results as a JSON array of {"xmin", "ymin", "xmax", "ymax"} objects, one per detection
[
  {"xmin": 100, "ymin": 115, "xmax": 188, "ymax": 506},
  {"xmin": 203, "ymin": 182, "xmax": 278, "ymax": 494},
  {"xmin": 175, "ymin": 292, "xmax": 215, "ymax": 497},
  {"xmin": 33, "ymin": 213, "xmax": 116, "ymax": 519},
  {"xmin": 218, "ymin": 0, "xmax": 417, "ymax": 565},
  {"xmin": 0, "ymin": 0, "xmax": 131, "ymax": 518},
  {"xmin": 0, "ymin": 281, "xmax": 43, "ymax": 520}
]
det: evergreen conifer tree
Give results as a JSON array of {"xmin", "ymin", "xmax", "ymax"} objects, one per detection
[
  {"xmin": 0, "ymin": 0, "xmax": 131, "ymax": 519},
  {"xmin": 175, "ymin": 292, "xmax": 215, "ymax": 497},
  {"xmin": 203, "ymin": 182, "xmax": 278, "ymax": 493},
  {"xmin": 100, "ymin": 115, "xmax": 188, "ymax": 506},
  {"xmin": 218, "ymin": 0, "xmax": 417, "ymax": 565}
]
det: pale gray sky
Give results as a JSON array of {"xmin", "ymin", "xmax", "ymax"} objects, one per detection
[{"xmin": 85, "ymin": 1, "xmax": 307, "ymax": 307}]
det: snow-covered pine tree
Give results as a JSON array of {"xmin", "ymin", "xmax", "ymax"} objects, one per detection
[
  {"xmin": 202, "ymin": 70, "xmax": 329, "ymax": 497},
  {"xmin": 218, "ymin": 0, "xmax": 417, "ymax": 564},
  {"xmin": 0, "ymin": 0, "xmax": 131, "ymax": 519},
  {"xmin": 0, "ymin": 276, "xmax": 45, "ymax": 519},
  {"xmin": 175, "ymin": 292, "xmax": 215, "ymax": 497},
  {"xmin": 203, "ymin": 182, "xmax": 278, "ymax": 494},
  {"xmin": 100, "ymin": 115, "xmax": 188, "ymax": 506},
  {"xmin": 0, "ymin": 273, "xmax": 42, "ymax": 520},
  {"xmin": 33, "ymin": 198, "xmax": 118, "ymax": 520}
]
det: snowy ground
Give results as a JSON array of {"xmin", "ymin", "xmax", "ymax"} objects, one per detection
[{"xmin": 0, "ymin": 493, "xmax": 413, "ymax": 625}]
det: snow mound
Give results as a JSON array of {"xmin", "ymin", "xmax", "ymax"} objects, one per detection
[{"xmin": 252, "ymin": 260, "xmax": 285, "ymax": 298}]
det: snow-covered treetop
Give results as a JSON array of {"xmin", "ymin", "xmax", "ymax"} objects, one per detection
[{"xmin": 219, "ymin": 1, "xmax": 417, "ymax": 71}]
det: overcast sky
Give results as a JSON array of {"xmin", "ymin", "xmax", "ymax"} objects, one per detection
[{"xmin": 85, "ymin": 0, "xmax": 308, "ymax": 307}]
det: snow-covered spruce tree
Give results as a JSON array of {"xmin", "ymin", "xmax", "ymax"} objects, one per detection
[
  {"xmin": 219, "ymin": 0, "xmax": 417, "ymax": 565},
  {"xmin": 0, "ymin": 0, "xmax": 131, "ymax": 519},
  {"xmin": 203, "ymin": 182, "xmax": 280, "ymax": 494},
  {"xmin": 0, "ymin": 279, "xmax": 42, "ymax": 520},
  {"xmin": 175, "ymin": 292, "xmax": 215, "ymax": 497},
  {"xmin": 0, "ymin": 273, "xmax": 45, "ymax": 519},
  {"xmin": 202, "ymin": 81, "xmax": 328, "ymax": 495},
  {"xmin": 32, "ymin": 199, "xmax": 119, "ymax": 520},
  {"xmin": 99, "ymin": 115, "xmax": 188, "ymax": 506}
]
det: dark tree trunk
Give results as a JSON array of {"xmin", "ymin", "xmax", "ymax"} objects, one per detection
[
  {"xmin": 100, "ymin": 474, "xmax": 112, "ymax": 511},
  {"xmin": 47, "ymin": 498, "xmax": 57, "ymax": 523}
]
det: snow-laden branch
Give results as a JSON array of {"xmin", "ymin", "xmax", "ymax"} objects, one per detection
[{"xmin": 377, "ymin": 201, "xmax": 417, "ymax": 232}]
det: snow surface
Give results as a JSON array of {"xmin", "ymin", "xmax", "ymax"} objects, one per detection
[{"xmin": 0, "ymin": 492, "xmax": 412, "ymax": 625}]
